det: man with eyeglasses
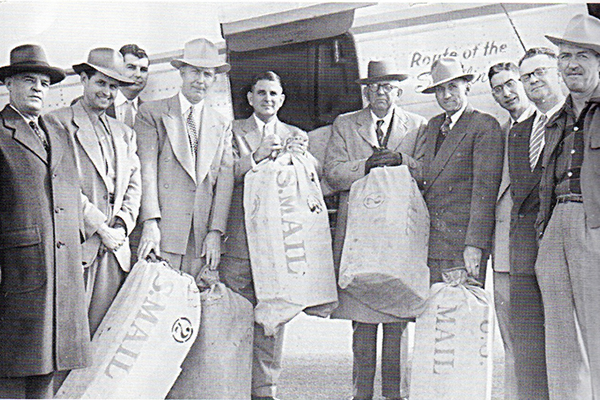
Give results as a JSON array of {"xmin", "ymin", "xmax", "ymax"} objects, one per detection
[
  {"xmin": 420, "ymin": 57, "xmax": 504, "ymax": 286},
  {"xmin": 488, "ymin": 61, "xmax": 535, "ymax": 400},
  {"xmin": 535, "ymin": 14, "xmax": 600, "ymax": 399},
  {"xmin": 325, "ymin": 60, "xmax": 427, "ymax": 400}
]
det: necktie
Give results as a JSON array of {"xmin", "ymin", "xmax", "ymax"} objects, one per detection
[
  {"xmin": 186, "ymin": 105, "xmax": 198, "ymax": 155},
  {"xmin": 435, "ymin": 115, "xmax": 452, "ymax": 155},
  {"xmin": 123, "ymin": 100, "xmax": 134, "ymax": 128},
  {"xmin": 376, "ymin": 119, "xmax": 385, "ymax": 147},
  {"xmin": 29, "ymin": 120, "xmax": 49, "ymax": 151},
  {"xmin": 529, "ymin": 113, "xmax": 546, "ymax": 171}
]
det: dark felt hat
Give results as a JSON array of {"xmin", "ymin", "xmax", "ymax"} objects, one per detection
[{"xmin": 0, "ymin": 44, "xmax": 65, "ymax": 84}]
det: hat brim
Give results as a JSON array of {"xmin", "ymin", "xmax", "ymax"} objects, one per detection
[
  {"xmin": 72, "ymin": 62, "xmax": 135, "ymax": 85},
  {"xmin": 421, "ymin": 73, "xmax": 475, "ymax": 94},
  {"xmin": 0, "ymin": 64, "xmax": 65, "ymax": 85},
  {"xmin": 356, "ymin": 74, "xmax": 408, "ymax": 84},
  {"xmin": 170, "ymin": 58, "xmax": 231, "ymax": 74},
  {"xmin": 545, "ymin": 35, "xmax": 600, "ymax": 55}
]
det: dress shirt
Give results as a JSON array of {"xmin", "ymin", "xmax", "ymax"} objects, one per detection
[
  {"xmin": 447, "ymin": 102, "xmax": 468, "ymax": 130},
  {"xmin": 370, "ymin": 106, "xmax": 394, "ymax": 135},
  {"xmin": 82, "ymin": 105, "xmax": 116, "ymax": 196},
  {"xmin": 513, "ymin": 104, "xmax": 537, "ymax": 126},
  {"xmin": 253, "ymin": 113, "xmax": 279, "ymax": 138},
  {"xmin": 114, "ymin": 91, "xmax": 139, "ymax": 124},
  {"xmin": 178, "ymin": 92, "xmax": 203, "ymax": 130}
]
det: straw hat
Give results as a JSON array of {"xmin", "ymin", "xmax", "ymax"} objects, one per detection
[
  {"xmin": 171, "ymin": 38, "xmax": 230, "ymax": 73},
  {"xmin": 546, "ymin": 13, "xmax": 600, "ymax": 55},
  {"xmin": 356, "ymin": 60, "xmax": 408, "ymax": 84},
  {"xmin": 72, "ymin": 48, "xmax": 134, "ymax": 85},
  {"xmin": 0, "ymin": 44, "xmax": 65, "ymax": 84},
  {"xmin": 421, "ymin": 57, "xmax": 474, "ymax": 94}
]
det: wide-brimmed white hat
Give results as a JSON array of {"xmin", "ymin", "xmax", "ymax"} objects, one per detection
[
  {"xmin": 171, "ymin": 38, "xmax": 230, "ymax": 74},
  {"xmin": 421, "ymin": 57, "xmax": 474, "ymax": 94},
  {"xmin": 73, "ymin": 48, "xmax": 134, "ymax": 85}
]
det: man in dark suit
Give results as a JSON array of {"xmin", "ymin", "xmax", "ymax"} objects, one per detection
[
  {"xmin": 536, "ymin": 14, "xmax": 600, "ymax": 398},
  {"xmin": 0, "ymin": 44, "xmax": 90, "ymax": 398},
  {"xmin": 325, "ymin": 60, "xmax": 427, "ymax": 400},
  {"xmin": 221, "ymin": 71, "xmax": 306, "ymax": 400},
  {"xmin": 420, "ymin": 57, "xmax": 504, "ymax": 285},
  {"xmin": 488, "ymin": 61, "xmax": 535, "ymax": 400},
  {"xmin": 504, "ymin": 48, "xmax": 564, "ymax": 400}
]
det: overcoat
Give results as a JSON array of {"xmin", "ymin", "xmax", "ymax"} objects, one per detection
[
  {"xmin": 324, "ymin": 106, "xmax": 427, "ymax": 323},
  {"xmin": 46, "ymin": 102, "xmax": 142, "ymax": 271},
  {"xmin": 0, "ymin": 105, "xmax": 91, "ymax": 377},
  {"xmin": 420, "ymin": 104, "xmax": 504, "ymax": 263},
  {"xmin": 135, "ymin": 94, "xmax": 233, "ymax": 256}
]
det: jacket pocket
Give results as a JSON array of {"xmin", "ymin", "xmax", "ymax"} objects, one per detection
[{"xmin": 0, "ymin": 226, "xmax": 46, "ymax": 293}]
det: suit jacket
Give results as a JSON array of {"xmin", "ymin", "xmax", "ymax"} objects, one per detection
[
  {"xmin": 46, "ymin": 101, "xmax": 142, "ymax": 272},
  {"xmin": 492, "ymin": 120, "xmax": 513, "ymax": 273},
  {"xmin": 135, "ymin": 94, "xmax": 233, "ymax": 256},
  {"xmin": 537, "ymin": 92, "xmax": 600, "ymax": 237},
  {"xmin": 324, "ymin": 105, "xmax": 427, "ymax": 323},
  {"xmin": 421, "ymin": 104, "xmax": 504, "ymax": 262},
  {"xmin": 0, "ymin": 105, "xmax": 90, "ymax": 376},
  {"xmin": 508, "ymin": 114, "xmax": 541, "ymax": 275},
  {"xmin": 225, "ymin": 116, "xmax": 306, "ymax": 259}
]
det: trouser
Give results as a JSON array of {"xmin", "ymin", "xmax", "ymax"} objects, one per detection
[
  {"xmin": 84, "ymin": 250, "xmax": 126, "ymax": 336},
  {"xmin": 535, "ymin": 202, "xmax": 600, "ymax": 399},
  {"xmin": 219, "ymin": 255, "xmax": 285, "ymax": 397},
  {"xmin": 352, "ymin": 321, "xmax": 407, "ymax": 400},
  {"xmin": 0, "ymin": 372, "xmax": 55, "ymax": 399},
  {"xmin": 494, "ymin": 271, "xmax": 518, "ymax": 400},
  {"xmin": 510, "ymin": 273, "xmax": 549, "ymax": 400}
]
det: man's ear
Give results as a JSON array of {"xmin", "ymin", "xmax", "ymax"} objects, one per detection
[
  {"xmin": 246, "ymin": 90, "xmax": 253, "ymax": 108},
  {"xmin": 280, "ymin": 93, "xmax": 286, "ymax": 107},
  {"xmin": 465, "ymin": 82, "xmax": 472, "ymax": 95}
]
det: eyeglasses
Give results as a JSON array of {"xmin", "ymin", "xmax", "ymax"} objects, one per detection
[
  {"xmin": 519, "ymin": 67, "xmax": 556, "ymax": 83},
  {"xmin": 367, "ymin": 83, "xmax": 398, "ymax": 93},
  {"xmin": 491, "ymin": 79, "xmax": 518, "ymax": 96}
]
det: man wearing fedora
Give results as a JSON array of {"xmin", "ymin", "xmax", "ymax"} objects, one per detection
[
  {"xmin": 0, "ymin": 44, "xmax": 91, "ymax": 398},
  {"xmin": 535, "ymin": 14, "xmax": 600, "ymax": 399},
  {"xmin": 220, "ymin": 70, "xmax": 305, "ymax": 400},
  {"xmin": 135, "ymin": 37, "xmax": 233, "ymax": 300},
  {"xmin": 46, "ymin": 48, "xmax": 142, "ymax": 336},
  {"xmin": 325, "ymin": 60, "xmax": 427, "ymax": 400},
  {"xmin": 420, "ymin": 57, "xmax": 503, "ymax": 285}
]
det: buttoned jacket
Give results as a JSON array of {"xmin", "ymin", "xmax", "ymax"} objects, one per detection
[
  {"xmin": 0, "ymin": 105, "xmax": 90, "ymax": 376},
  {"xmin": 46, "ymin": 101, "xmax": 142, "ymax": 271},
  {"xmin": 135, "ymin": 94, "xmax": 233, "ymax": 256}
]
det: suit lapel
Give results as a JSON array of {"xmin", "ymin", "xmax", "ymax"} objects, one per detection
[
  {"xmin": 496, "ymin": 121, "xmax": 511, "ymax": 201},
  {"xmin": 512, "ymin": 115, "xmax": 541, "ymax": 204},
  {"xmin": 196, "ymin": 107, "xmax": 221, "ymax": 183},
  {"xmin": 355, "ymin": 108, "xmax": 379, "ymax": 148},
  {"xmin": 163, "ymin": 95, "xmax": 196, "ymax": 183},
  {"xmin": 240, "ymin": 117, "xmax": 262, "ymax": 152},
  {"xmin": 72, "ymin": 102, "xmax": 113, "ymax": 190},
  {"xmin": 426, "ymin": 106, "xmax": 472, "ymax": 187},
  {"xmin": 386, "ymin": 107, "xmax": 409, "ymax": 151},
  {"xmin": 39, "ymin": 115, "xmax": 63, "ymax": 171},
  {"xmin": 3, "ymin": 105, "xmax": 48, "ymax": 164}
]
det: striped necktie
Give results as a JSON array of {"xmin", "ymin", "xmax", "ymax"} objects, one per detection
[
  {"xmin": 529, "ymin": 113, "xmax": 547, "ymax": 171},
  {"xmin": 186, "ymin": 105, "xmax": 198, "ymax": 155}
]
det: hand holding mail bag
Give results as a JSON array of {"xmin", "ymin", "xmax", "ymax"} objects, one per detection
[
  {"xmin": 244, "ymin": 146, "xmax": 338, "ymax": 336},
  {"xmin": 56, "ymin": 258, "xmax": 201, "ymax": 399},
  {"xmin": 338, "ymin": 165, "xmax": 430, "ymax": 318}
]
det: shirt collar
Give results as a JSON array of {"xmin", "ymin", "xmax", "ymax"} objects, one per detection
[
  {"xmin": 9, "ymin": 104, "xmax": 38, "ymax": 125},
  {"xmin": 446, "ymin": 102, "xmax": 467, "ymax": 129},
  {"xmin": 542, "ymin": 100, "xmax": 565, "ymax": 121},
  {"xmin": 514, "ymin": 104, "xmax": 537, "ymax": 125},
  {"xmin": 370, "ymin": 105, "xmax": 395, "ymax": 127},
  {"xmin": 253, "ymin": 113, "xmax": 278, "ymax": 133},
  {"xmin": 115, "ymin": 90, "xmax": 138, "ymax": 110},
  {"xmin": 178, "ymin": 92, "xmax": 204, "ymax": 115}
]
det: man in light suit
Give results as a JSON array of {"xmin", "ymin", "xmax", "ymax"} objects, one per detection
[
  {"xmin": 325, "ymin": 60, "xmax": 427, "ymax": 400},
  {"xmin": 420, "ymin": 57, "xmax": 504, "ymax": 285},
  {"xmin": 46, "ymin": 48, "xmax": 141, "ymax": 336},
  {"xmin": 135, "ymin": 37, "xmax": 233, "ymax": 288},
  {"xmin": 221, "ymin": 71, "xmax": 305, "ymax": 400},
  {"xmin": 488, "ymin": 61, "xmax": 535, "ymax": 400},
  {"xmin": 536, "ymin": 15, "xmax": 600, "ymax": 398},
  {"xmin": 0, "ymin": 44, "xmax": 90, "ymax": 398}
]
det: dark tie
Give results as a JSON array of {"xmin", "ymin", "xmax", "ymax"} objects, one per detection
[
  {"xmin": 376, "ymin": 119, "xmax": 385, "ymax": 147},
  {"xmin": 435, "ymin": 115, "xmax": 451, "ymax": 155},
  {"xmin": 29, "ymin": 120, "xmax": 49, "ymax": 151}
]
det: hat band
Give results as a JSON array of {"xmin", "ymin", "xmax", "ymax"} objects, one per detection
[{"xmin": 11, "ymin": 60, "xmax": 51, "ymax": 67}]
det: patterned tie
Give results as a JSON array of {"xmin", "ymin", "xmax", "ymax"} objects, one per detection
[
  {"xmin": 186, "ymin": 105, "xmax": 198, "ymax": 155},
  {"xmin": 376, "ymin": 119, "xmax": 385, "ymax": 147},
  {"xmin": 435, "ymin": 115, "xmax": 452, "ymax": 155},
  {"xmin": 123, "ymin": 100, "xmax": 134, "ymax": 128},
  {"xmin": 529, "ymin": 113, "xmax": 547, "ymax": 171},
  {"xmin": 29, "ymin": 120, "xmax": 49, "ymax": 151}
]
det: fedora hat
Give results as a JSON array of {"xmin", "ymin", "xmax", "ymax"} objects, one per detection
[
  {"xmin": 72, "ymin": 48, "xmax": 134, "ymax": 85},
  {"xmin": 546, "ymin": 14, "xmax": 600, "ymax": 55},
  {"xmin": 171, "ymin": 38, "xmax": 230, "ymax": 73},
  {"xmin": 356, "ymin": 60, "xmax": 408, "ymax": 84},
  {"xmin": 0, "ymin": 44, "xmax": 65, "ymax": 84},
  {"xmin": 421, "ymin": 57, "xmax": 474, "ymax": 94}
]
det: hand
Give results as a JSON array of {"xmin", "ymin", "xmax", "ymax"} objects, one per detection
[
  {"xmin": 253, "ymin": 134, "xmax": 283, "ymax": 163},
  {"xmin": 365, "ymin": 149, "xmax": 402, "ymax": 174},
  {"xmin": 463, "ymin": 245, "xmax": 483, "ymax": 278},
  {"xmin": 97, "ymin": 223, "xmax": 126, "ymax": 252},
  {"xmin": 138, "ymin": 219, "xmax": 161, "ymax": 259},
  {"xmin": 201, "ymin": 230, "xmax": 222, "ymax": 270},
  {"xmin": 284, "ymin": 133, "xmax": 309, "ymax": 154}
]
